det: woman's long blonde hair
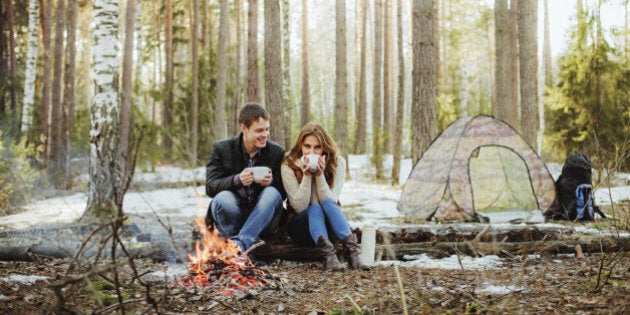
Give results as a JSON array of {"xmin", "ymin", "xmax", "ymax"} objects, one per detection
[{"xmin": 285, "ymin": 123, "xmax": 339, "ymax": 187}]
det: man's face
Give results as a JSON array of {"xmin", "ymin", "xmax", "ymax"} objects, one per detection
[{"xmin": 241, "ymin": 117, "xmax": 270, "ymax": 151}]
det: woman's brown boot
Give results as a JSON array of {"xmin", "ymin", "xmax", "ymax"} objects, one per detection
[
  {"xmin": 317, "ymin": 236, "xmax": 344, "ymax": 271},
  {"xmin": 342, "ymin": 233, "xmax": 369, "ymax": 270}
]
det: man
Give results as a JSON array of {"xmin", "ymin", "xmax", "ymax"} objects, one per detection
[{"xmin": 205, "ymin": 103, "xmax": 286, "ymax": 254}]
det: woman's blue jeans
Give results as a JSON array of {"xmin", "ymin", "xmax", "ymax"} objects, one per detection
[
  {"xmin": 287, "ymin": 198, "xmax": 351, "ymax": 246},
  {"xmin": 210, "ymin": 187, "xmax": 283, "ymax": 251}
]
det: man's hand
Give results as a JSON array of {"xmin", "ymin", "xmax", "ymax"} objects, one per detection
[
  {"xmin": 259, "ymin": 173, "xmax": 273, "ymax": 186},
  {"xmin": 240, "ymin": 168, "xmax": 254, "ymax": 186}
]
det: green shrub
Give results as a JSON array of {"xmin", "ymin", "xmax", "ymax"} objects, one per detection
[{"xmin": 0, "ymin": 132, "xmax": 41, "ymax": 214}]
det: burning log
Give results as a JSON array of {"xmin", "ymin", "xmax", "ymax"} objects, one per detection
[{"xmin": 179, "ymin": 218, "xmax": 283, "ymax": 297}]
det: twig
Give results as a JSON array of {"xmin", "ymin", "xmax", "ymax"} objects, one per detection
[
  {"xmin": 345, "ymin": 294, "xmax": 363, "ymax": 313},
  {"xmin": 93, "ymin": 298, "xmax": 144, "ymax": 314},
  {"xmin": 241, "ymin": 240, "xmax": 266, "ymax": 258},
  {"xmin": 394, "ymin": 264, "xmax": 409, "ymax": 315},
  {"xmin": 65, "ymin": 216, "xmax": 126, "ymax": 275}
]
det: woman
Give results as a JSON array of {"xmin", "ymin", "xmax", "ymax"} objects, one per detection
[{"xmin": 281, "ymin": 123, "xmax": 366, "ymax": 270}]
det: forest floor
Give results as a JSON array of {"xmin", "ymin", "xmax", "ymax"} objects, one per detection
[{"xmin": 1, "ymin": 251, "xmax": 629, "ymax": 314}]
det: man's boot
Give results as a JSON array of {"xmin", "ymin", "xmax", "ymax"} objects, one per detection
[
  {"xmin": 317, "ymin": 236, "xmax": 344, "ymax": 271},
  {"xmin": 341, "ymin": 233, "xmax": 369, "ymax": 270}
]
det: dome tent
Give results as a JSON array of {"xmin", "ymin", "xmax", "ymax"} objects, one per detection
[{"xmin": 398, "ymin": 115, "xmax": 556, "ymax": 222}]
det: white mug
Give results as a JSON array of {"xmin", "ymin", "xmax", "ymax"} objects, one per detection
[
  {"xmin": 301, "ymin": 154, "xmax": 320, "ymax": 172},
  {"xmin": 251, "ymin": 166, "xmax": 271, "ymax": 183}
]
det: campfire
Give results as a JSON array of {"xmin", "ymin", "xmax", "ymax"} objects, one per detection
[{"xmin": 181, "ymin": 218, "xmax": 281, "ymax": 296}]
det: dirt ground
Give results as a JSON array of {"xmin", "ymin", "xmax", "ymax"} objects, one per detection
[{"xmin": 1, "ymin": 251, "xmax": 629, "ymax": 314}]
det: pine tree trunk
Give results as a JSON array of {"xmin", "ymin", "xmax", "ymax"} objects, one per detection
[
  {"xmin": 190, "ymin": 0, "xmax": 200, "ymax": 165},
  {"xmin": 392, "ymin": 0, "xmax": 405, "ymax": 186},
  {"xmin": 247, "ymin": 0, "xmax": 260, "ymax": 103},
  {"xmin": 282, "ymin": 0, "xmax": 292, "ymax": 149},
  {"xmin": 335, "ymin": 0, "xmax": 348, "ymax": 164},
  {"xmin": 383, "ymin": 0, "xmax": 393, "ymax": 154},
  {"xmin": 216, "ymin": 0, "xmax": 229, "ymax": 142},
  {"xmin": 543, "ymin": 0, "xmax": 552, "ymax": 88},
  {"xmin": 7, "ymin": 0, "xmax": 17, "ymax": 136},
  {"xmin": 62, "ymin": 0, "xmax": 78, "ymax": 188},
  {"xmin": 264, "ymin": 0, "xmax": 285, "ymax": 145},
  {"xmin": 21, "ymin": 0, "xmax": 40, "ymax": 136},
  {"xmin": 120, "ymin": 0, "xmax": 135, "ymax": 179},
  {"xmin": 163, "ymin": 0, "xmax": 173, "ymax": 152},
  {"xmin": 507, "ymin": 0, "xmax": 519, "ymax": 130},
  {"xmin": 84, "ymin": 0, "xmax": 122, "ymax": 222},
  {"xmin": 411, "ymin": 0, "xmax": 438, "ymax": 165},
  {"xmin": 50, "ymin": 0, "xmax": 66, "ymax": 187},
  {"xmin": 493, "ymin": 0, "xmax": 509, "ymax": 122},
  {"xmin": 300, "ymin": 0, "xmax": 310, "ymax": 127},
  {"xmin": 40, "ymin": 0, "xmax": 54, "ymax": 161},
  {"xmin": 373, "ymin": 0, "xmax": 384, "ymax": 178},
  {"xmin": 518, "ymin": 0, "xmax": 539, "ymax": 151},
  {"xmin": 233, "ymin": 0, "xmax": 242, "ymax": 135},
  {"xmin": 354, "ymin": 0, "xmax": 368, "ymax": 154}
]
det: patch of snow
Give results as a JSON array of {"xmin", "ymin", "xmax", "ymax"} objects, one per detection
[
  {"xmin": 376, "ymin": 254, "xmax": 503, "ymax": 270},
  {"xmin": 0, "ymin": 275, "xmax": 50, "ymax": 284},
  {"xmin": 147, "ymin": 264, "xmax": 188, "ymax": 280},
  {"xmin": 478, "ymin": 283, "xmax": 523, "ymax": 295},
  {"xmin": 594, "ymin": 186, "xmax": 630, "ymax": 205},
  {"xmin": 574, "ymin": 226, "xmax": 630, "ymax": 237}
]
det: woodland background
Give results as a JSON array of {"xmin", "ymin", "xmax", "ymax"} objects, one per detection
[{"xmin": 0, "ymin": 0, "xmax": 629, "ymax": 220}]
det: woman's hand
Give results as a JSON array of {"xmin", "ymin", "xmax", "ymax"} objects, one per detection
[{"xmin": 315, "ymin": 155, "xmax": 326, "ymax": 176}]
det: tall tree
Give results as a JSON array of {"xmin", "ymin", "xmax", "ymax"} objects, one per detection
[
  {"xmin": 216, "ymin": 0, "xmax": 228, "ymax": 143},
  {"xmin": 84, "ymin": 0, "xmax": 122, "ymax": 221},
  {"xmin": 233, "ymin": 0, "xmax": 243, "ymax": 134},
  {"xmin": 190, "ymin": 0, "xmax": 200, "ymax": 165},
  {"xmin": 543, "ymin": 0, "xmax": 552, "ymax": 87},
  {"xmin": 493, "ymin": 0, "xmax": 517, "ymax": 127},
  {"xmin": 247, "ymin": 0, "xmax": 260, "ymax": 103},
  {"xmin": 7, "ymin": 0, "xmax": 17, "ymax": 133},
  {"xmin": 335, "ymin": 0, "xmax": 348, "ymax": 164},
  {"xmin": 383, "ymin": 0, "xmax": 393, "ymax": 153},
  {"xmin": 40, "ymin": 0, "xmax": 54, "ymax": 160},
  {"xmin": 391, "ymin": 0, "xmax": 405, "ymax": 186},
  {"xmin": 63, "ymin": 0, "xmax": 78, "ymax": 184},
  {"xmin": 282, "ymin": 0, "xmax": 292, "ymax": 149},
  {"xmin": 163, "ymin": 0, "xmax": 173, "ymax": 152},
  {"xmin": 518, "ymin": 0, "xmax": 539, "ymax": 150},
  {"xmin": 353, "ymin": 0, "xmax": 368, "ymax": 154},
  {"xmin": 300, "ymin": 0, "xmax": 310, "ymax": 127},
  {"xmin": 120, "ymin": 0, "xmax": 136, "ymax": 178},
  {"xmin": 50, "ymin": 0, "xmax": 66, "ymax": 187},
  {"xmin": 372, "ymin": 0, "xmax": 384, "ymax": 178},
  {"xmin": 411, "ymin": 0, "xmax": 438, "ymax": 165},
  {"xmin": 265, "ymin": 0, "xmax": 285, "ymax": 145},
  {"xmin": 21, "ymin": 0, "xmax": 40, "ymax": 136}
]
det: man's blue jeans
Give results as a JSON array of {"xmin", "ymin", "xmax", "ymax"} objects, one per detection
[
  {"xmin": 210, "ymin": 186, "xmax": 283, "ymax": 251},
  {"xmin": 287, "ymin": 198, "xmax": 351, "ymax": 246}
]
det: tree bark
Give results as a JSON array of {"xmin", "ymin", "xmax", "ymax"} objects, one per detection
[
  {"xmin": 354, "ymin": 0, "xmax": 368, "ymax": 154},
  {"xmin": 40, "ymin": 0, "xmax": 54, "ymax": 161},
  {"xmin": 507, "ymin": 0, "xmax": 519, "ymax": 130},
  {"xmin": 84, "ymin": 0, "xmax": 122, "ymax": 222},
  {"xmin": 335, "ymin": 0, "xmax": 348, "ymax": 166},
  {"xmin": 233, "ymin": 0, "xmax": 243, "ymax": 135},
  {"xmin": 247, "ymin": 0, "xmax": 260, "ymax": 103},
  {"xmin": 190, "ymin": 0, "xmax": 200, "ymax": 165},
  {"xmin": 373, "ymin": 0, "xmax": 384, "ymax": 178},
  {"xmin": 300, "ymin": 0, "xmax": 310, "ymax": 128},
  {"xmin": 493, "ymin": 0, "xmax": 510, "ymax": 124},
  {"xmin": 163, "ymin": 0, "xmax": 173, "ymax": 152},
  {"xmin": 411, "ymin": 0, "xmax": 438, "ymax": 165},
  {"xmin": 120, "ymin": 0, "xmax": 136, "ymax": 181},
  {"xmin": 264, "ymin": 0, "xmax": 285, "ymax": 145},
  {"xmin": 383, "ymin": 0, "xmax": 393, "ymax": 154},
  {"xmin": 50, "ymin": 0, "xmax": 66, "ymax": 187},
  {"xmin": 542, "ymin": 0, "xmax": 552, "ymax": 88},
  {"xmin": 21, "ymin": 0, "xmax": 40, "ymax": 137},
  {"xmin": 282, "ymin": 0, "xmax": 292, "ymax": 149},
  {"xmin": 391, "ymin": 0, "xmax": 405, "ymax": 186},
  {"xmin": 518, "ymin": 0, "xmax": 539, "ymax": 151},
  {"xmin": 63, "ymin": 0, "xmax": 78, "ymax": 188},
  {"xmin": 216, "ymin": 0, "xmax": 228, "ymax": 143},
  {"xmin": 7, "ymin": 0, "xmax": 17, "ymax": 136}
]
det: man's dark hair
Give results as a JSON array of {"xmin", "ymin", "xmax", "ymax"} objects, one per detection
[{"xmin": 238, "ymin": 103, "xmax": 269, "ymax": 127}]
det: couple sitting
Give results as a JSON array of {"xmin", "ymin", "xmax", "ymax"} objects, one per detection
[{"xmin": 205, "ymin": 103, "xmax": 366, "ymax": 270}]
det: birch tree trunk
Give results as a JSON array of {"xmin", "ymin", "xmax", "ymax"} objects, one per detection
[
  {"xmin": 190, "ymin": 0, "xmax": 200, "ymax": 165},
  {"xmin": 391, "ymin": 0, "xmax": 405, "ymax": 186},
  {"xmin": 264, "ymin": 0, "xmax": 285, "ymax": 145},
  {"xmin": 21, "ymin": 0, "xmax": 40, "ymax": 136},
  {"xmin": 84, "ymin": 0, "xmax": 122, "ymax": 221},
  {"xmin": 411, "ymin": 0, "xmax": 438, "ymax": 165},
  {"xmin": 216, "ymin": 0, "xmax": 228, "ymax": 142},
  {"xmin": 247, "ymin": 0, "xmax": 260, "ymax": 103},
  {"xmin": 335, "ymin": 0, "xmax": 348, "ymax": 164},
  {"xmin": 518, "ymin": 0, "xmax": 539, "ymax": 151},
  {"xmin": 120, "ymin": 0, "xmax": 135, "ymax": 176}
]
